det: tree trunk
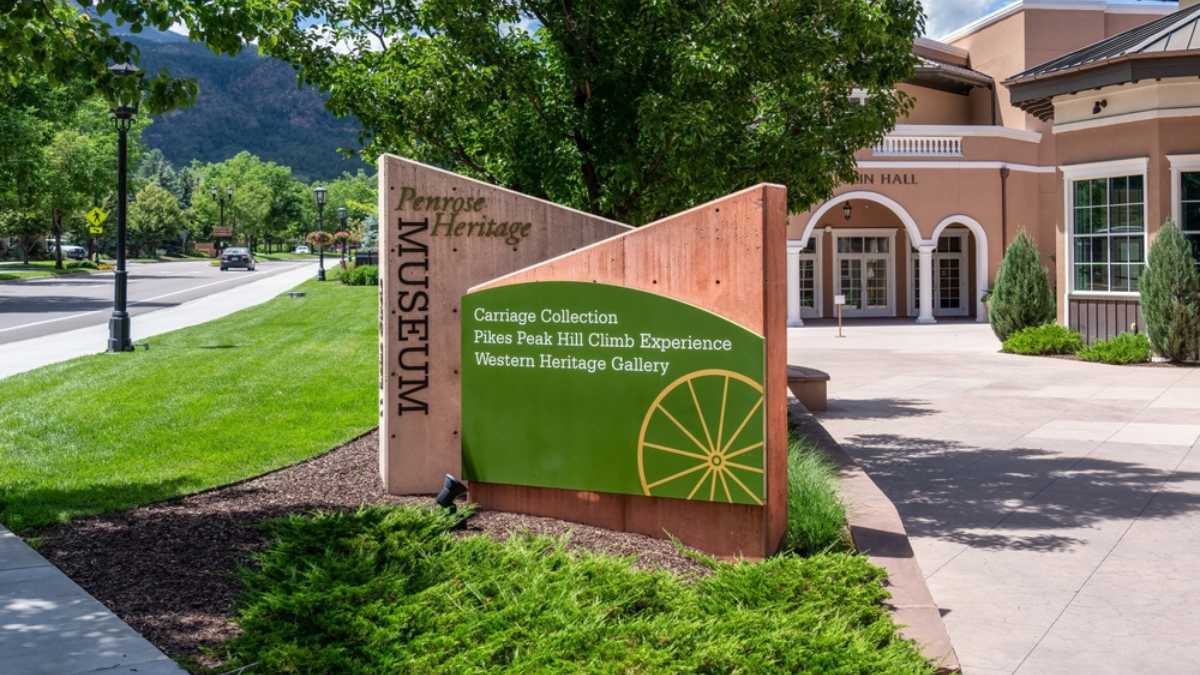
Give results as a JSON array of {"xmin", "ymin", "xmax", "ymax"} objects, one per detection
[{"xmin": 53, "ymin": 210, "xmax": 64, "ymax": 270}]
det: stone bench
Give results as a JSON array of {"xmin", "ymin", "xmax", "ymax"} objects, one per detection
[{"xmin": 787, "ymin": 365, "xmax": 830, "ymax": 412}]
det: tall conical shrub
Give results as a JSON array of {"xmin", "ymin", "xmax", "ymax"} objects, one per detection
[
  {"xmin": 988, "ymin": 230, "xmax": 1056, "ymax": 341},
  {"xmin": 1140, "ymin": 219, "xmax": 1200, "ymax": 362}
]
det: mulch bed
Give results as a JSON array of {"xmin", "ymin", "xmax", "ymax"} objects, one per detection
[{"xmin": 35, "ymin": 429, "xmax": 706, "ymax": 669}]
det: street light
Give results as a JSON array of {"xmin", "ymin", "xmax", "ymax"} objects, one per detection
[
  {"xmin": 336, "ymin": 206, "xmax": 348, "ymax": 263},
  {"xmin": 314, "ymin": 186, "xmax": 327, "ymax": 281},
  {"xmin": 209, "ymin": 186, "xmax": 234, "ymax": 250},
  {"xmin": 106, "ymin": 62, "xmax": 142, "ymax": 353}
]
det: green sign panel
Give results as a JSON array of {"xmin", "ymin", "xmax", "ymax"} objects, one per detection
[{"xmin": 462, "ymin": 281, "xmax": 765, "ymax": 505}]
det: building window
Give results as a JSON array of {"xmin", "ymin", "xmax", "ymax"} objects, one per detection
[
  {"xmin": 1183, "ymin": 172, "xmax": 1200, "ymax": 266},
  {"xmin": 797, "ymin": 238, "xmax": 816, "ymax": 310},
  {"xmin": 849, "ymin": 88, "xmax": 869, "ymax": 106},
  {"xmin": 1072, "ymin": 175, "xmax": 1145, "ymax": 292}
]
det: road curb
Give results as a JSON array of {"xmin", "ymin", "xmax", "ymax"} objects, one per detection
[{"xmin": 788, "ymin": 398, "xmax": 961, "ymax": 673}]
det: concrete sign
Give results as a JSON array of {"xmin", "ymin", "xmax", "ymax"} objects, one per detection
[
  {"xmin": 378, "ymin": 155, "xmax": 630, "ymax": 494},
  {"xmin": 462, "ymin": 281, "xmax": 765, "ymax": 505}
]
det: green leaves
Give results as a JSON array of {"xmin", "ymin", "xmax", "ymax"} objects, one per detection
[
  {"xmin": 263, "ymin": 0, "xmax": 921, "ymax": 223},
  {"xmin": 988, "ymin": 231, "xmax": 1057, "ymax": 341},
  {"xmin": 1, "ymin": 1, "xmax": 283, "ymax": 116},
  {"xmin": 1140, "ymin": 219, "xmax": 1200, "ymax": 362}
]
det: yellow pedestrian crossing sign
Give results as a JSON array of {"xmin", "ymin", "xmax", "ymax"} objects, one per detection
[
  {"xmin": 88, "ymin": 225, "xmax": 104, "ymax": 235},
  {"xmin": 85, "ymin": 207, "xmax": 108, "ymax": 228}
]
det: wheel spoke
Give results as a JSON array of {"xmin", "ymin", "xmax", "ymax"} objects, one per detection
[
  {"xmin": 724, "ymin": 441, "xmax": 763, "ymax": 461},
  {"xmin": 687, "ymin": 467, "xmax": 713, "ymax": 500},
  {"xmin": 644, "ymin": 442, "xmax": 709, "ymax": 462},
  {"xmin": 646, "ymin": 462, "xmax": 708, "ymax": 490},
  {"xmin": 655, "ymin": 403, "xmax": 712, "ymax": 457},
  {"xmin": 724, "ymin": 468, "xmax": 763, "ymax": 506},
  {"xmin": 717, "ymin": 468, "xmax": 732, "ymax": 503},
  {"xmin": 720, "ymin": 395, "xmax": 764, "ymax": 456},
  {"xmin": 715, "ymin": 375, "xmax": 730, "ymax": 453},
  {"xmin": 687, "ymin": 379, "xmax": 715, "ymax": 453},
  {"xmin": 725, "ymin": 461, "xmax": 763, "ymax": 474}
]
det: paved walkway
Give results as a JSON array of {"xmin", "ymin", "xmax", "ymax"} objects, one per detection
[
  {"xmin": 0, "ymin": 526, "xmax": 183, "ymax": 674},
  {"xmin": 1, "ymin": 261, "xmax": 319, "ymax": 380},
  {"xmin": 791, "ymin": 321, "xmax": 1200, "ymax": 675}
]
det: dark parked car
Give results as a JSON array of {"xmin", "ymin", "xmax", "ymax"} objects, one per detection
[{"xmin": 220, "ymin": 247, "xmax": 256, "ymax": 271}]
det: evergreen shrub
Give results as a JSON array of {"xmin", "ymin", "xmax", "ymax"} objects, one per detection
[
  {"xmin": 1139, "ymin": 220, "xmax": 1200, "ymax": 362},
  {"xmin": 988, "ymin": 231, "xmax": 1056, "ymax": 341}
]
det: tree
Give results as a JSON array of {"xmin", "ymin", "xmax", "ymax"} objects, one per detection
[
  {"xmin": 265, "ymin": 0, "xmax": 921, "ymax": 224},
  {"xmin": 128, "ymin": 184, "xmax": 184, "ymax": 255},
  {"xmin": 1140, "ymin": 220, "xmax": 1200, "ymax": 362},
  {"xmin": 42, "ymin": 130, "xmax": 97, "ymax": 268},
  {"xmin": 988, "ymin": 231, "xmax": 1057, "ymax": 341},
  {"xmin": 1, "ymin": 2, "xmax": 282, "ymax": 116}
]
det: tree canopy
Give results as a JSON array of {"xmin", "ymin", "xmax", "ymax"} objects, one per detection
[
  {"xmin": 266, "ymin": 0, "xmax": 922, "ymax": 223},
  {"xmin": 1, "ymin": 1, "xmax": 279, "ymax": 113}
]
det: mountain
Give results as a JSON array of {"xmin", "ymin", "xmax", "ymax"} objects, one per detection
[{"xmin": 126, "ymin": 34, "xmax": 368, "ymax": 181}]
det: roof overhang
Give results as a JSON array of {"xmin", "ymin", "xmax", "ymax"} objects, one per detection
[
  {"xmin": 913, "ymin": 58, "xmax": 995, "ymax": 95},
  {"xmin": 1008, "ymin": 50, "xmax": 1200, "ymax": 119}
]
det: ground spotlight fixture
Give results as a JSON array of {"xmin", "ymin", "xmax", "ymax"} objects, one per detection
[
  {"xmin": 1092, "ymin": 99, "xmax": 1107, "ymax": 115},
  {"xmin": 842, "ymin": 202, "xmax": 852, "ymax": 221},
  {"xmin": 435, "ymin": 474, "xmax": 468, "ymax": 512}
]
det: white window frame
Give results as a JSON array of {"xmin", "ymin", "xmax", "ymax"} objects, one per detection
[
  {"xmin": 786, "ymin": 231, "xmax": 824, "ymax": 325},
  {"xmin": 832, "ymin": 228, "xmax": 897, "ymax": 318},
  {"xmin": 1059, "ymin": 157, "xmax": 1150, "ymax": 305},
  {"xmin": 1168, "ymin": 155, "xmax": 1200, "ymax": 260}
]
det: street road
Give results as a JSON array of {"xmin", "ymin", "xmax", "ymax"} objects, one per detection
[{"xmin": 0, "ymin": 260, "xmax": 317, "ymax": 345}]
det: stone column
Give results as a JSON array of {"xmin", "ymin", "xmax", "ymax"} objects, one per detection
[
  {"xmin": 786, "ymin": 243, "xmax": 803, "ymax": 326},
  {"xmin": 917, "ymin": 243, "xmax": 936, "ymax": 324}
]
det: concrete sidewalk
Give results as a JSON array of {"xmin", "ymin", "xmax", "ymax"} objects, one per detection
[
  {"xmin": 0, "ymin": 526, "xmax": 184, "ymax": 674},
  {"xmin": 793, "ymin": 321, "xmax": 1200, "ymax": 674},
  {"xmin": 1, "ymin": 262, "xmax": 318, "ymax": 380}
]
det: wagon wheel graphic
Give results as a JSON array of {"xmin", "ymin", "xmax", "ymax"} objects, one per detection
[{"xmin": 637, "ymin": 369, "xmax": 765, "ymax": 505}]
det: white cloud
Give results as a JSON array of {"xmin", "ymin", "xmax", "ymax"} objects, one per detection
[
  {"xmin": 922, "ymin": 0, "xmax": 1009, "ymax": 39},
  {"xmin": 169, "ymin": 21, "xmax": 189, "ymax": 37}
]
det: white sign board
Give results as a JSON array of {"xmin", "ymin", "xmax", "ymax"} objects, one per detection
[{"xmin": 834, "ymin": 294, "xmax": 846, "ymax": 306}]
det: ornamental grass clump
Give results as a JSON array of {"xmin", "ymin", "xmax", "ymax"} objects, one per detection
[
  {"xmin": 784, "ymin": 434, "xmax": 848, "ymax": 555},
  {"xmin": 1001, "ymin": 323, "xmax": 1084, "ymax": 356},
  {"xmin": 1077, "ymin": 332, "xmax": 1151, "ymax": 365},
  {"xmin": 1139, "ymin": 220, "xmax": 1200, "ymax": 362},
  {"xmin": 988, "ymin": 231, "xmax": 1056, "ymax": 341}
]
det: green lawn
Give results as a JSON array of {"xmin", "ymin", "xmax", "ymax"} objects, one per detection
[
  {"xmin": 254, "ymin": 251, "xmax": 326, "ymax": 261},
  {"xmin": 0, "ymin": 261, "xmax": 95, "ymax": 281},
  {"xmin": 0, "ymin": 280, "xmax": 378, "ymax": 532},
  {"xmin": 222, "ymin": 507, "xmax": 933, "ymax": 674}
]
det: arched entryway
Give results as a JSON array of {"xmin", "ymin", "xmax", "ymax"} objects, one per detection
[
  {"xmin": 928, "ymin": 215, "xmax": 988, "ymax": 322},
  {"xmin": 791, "ymin": 191, "xmax": 926, "ymax": 322}
]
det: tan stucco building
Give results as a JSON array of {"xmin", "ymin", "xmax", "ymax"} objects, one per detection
[{"xmin": 788, "ymin": 0, "xmax": 1200, "ymax": 340}]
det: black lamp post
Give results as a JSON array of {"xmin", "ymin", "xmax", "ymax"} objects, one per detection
[
  {"xmin": 107, "ymin": 63, "xmax": 141, "ymax": 353},
  {"xmin": 210, "ymin": 186, "xmax": 234, "ymax": 249},
  {"xmin": 314, "ymin": 186, "xmax": 327, "ymax": 281},
  {"xmin": 336, "ymin": 206, "xmax": 348, "ymax": 263}
]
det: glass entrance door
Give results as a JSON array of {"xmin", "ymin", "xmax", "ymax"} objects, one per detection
[
  {"xmin": 936, "ymin": 255, "xmax": 967, "ymax": 316},
  {"xmin": 910, "ymin": 232, "xmax": 969, "ymax": 318},
  {"xmin": 835, "ymin": 232, "xmax": 894, "ymax": 317}
]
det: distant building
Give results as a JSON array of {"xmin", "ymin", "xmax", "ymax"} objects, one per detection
[{"xmin": 788, "ymin": 0, "xmax": 1200, "ymax": 341}]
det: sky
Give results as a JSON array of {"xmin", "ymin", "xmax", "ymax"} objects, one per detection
[{"xmin": 923, "ymin": 0, "xmax": 1011, "ymax": 38}]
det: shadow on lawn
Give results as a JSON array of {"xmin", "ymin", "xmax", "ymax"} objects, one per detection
[
  {"xmin": 0, "ymin": 476, "xmax": 196, "ymax": 534},
  {"xmin": 843, "ymin": 433, "xmax": 1200, "ymax": 553}
]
